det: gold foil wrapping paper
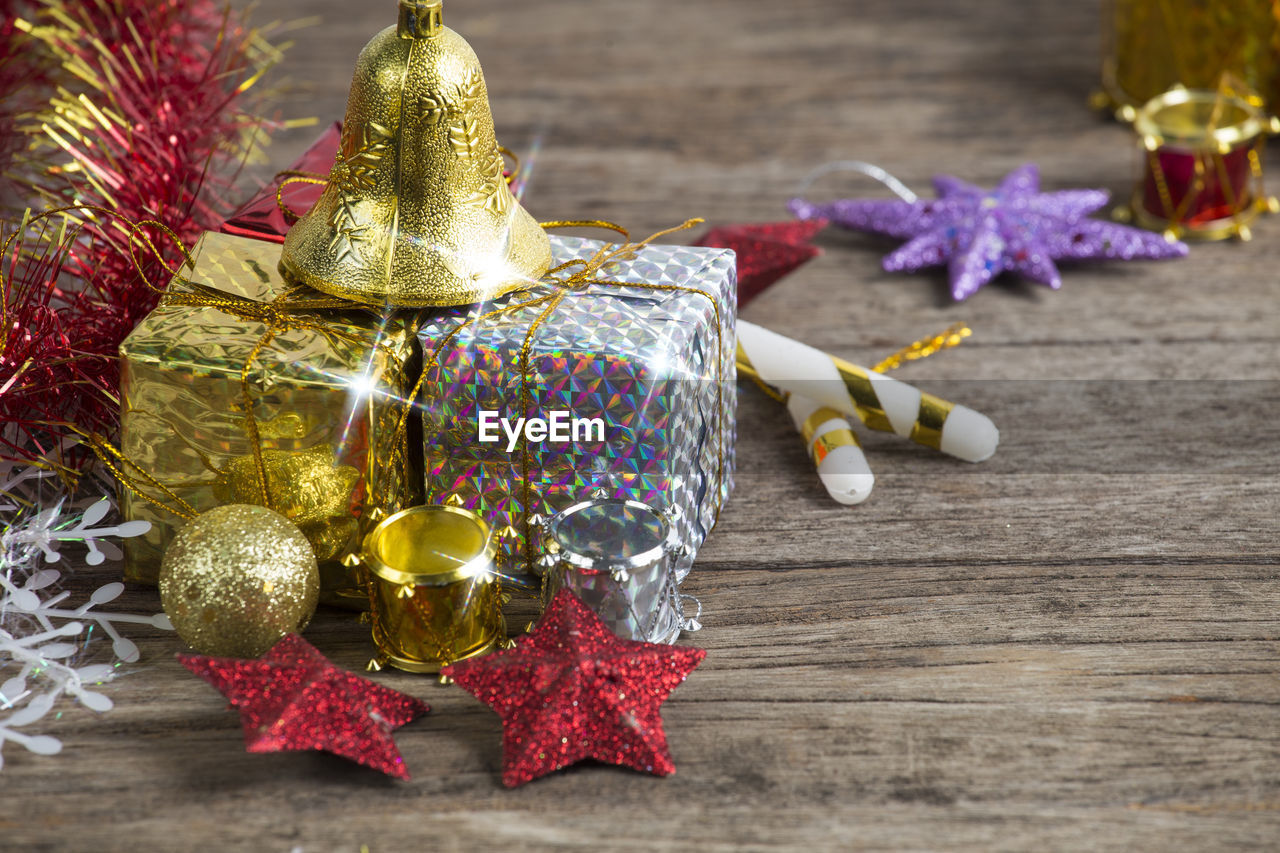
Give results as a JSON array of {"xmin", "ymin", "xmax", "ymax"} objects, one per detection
[
  {"xmin": 118, "ymin": 232, "xmax": 420, "ymax": 601},
  {"xmin": 1102, "ymin": 0, "xmax": 1280, "ymax": 115}
]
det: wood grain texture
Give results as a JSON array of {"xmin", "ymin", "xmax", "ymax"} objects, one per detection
[{"xmin": 6, "ymin": 0, "xmax": 1279, "ymax": 850}]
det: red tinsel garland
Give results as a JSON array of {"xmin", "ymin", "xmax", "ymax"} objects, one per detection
[
  {"xmin": 0, "ymin": 0, "xmax": 287, "ymax": 475},
  {"xmin": 0, "ymin": 6, "xmax": 56, "ymax": 207}
]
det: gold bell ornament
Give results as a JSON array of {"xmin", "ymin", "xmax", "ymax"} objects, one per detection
[{"xmin": 280, "ymin": 0, "xmax": 551, "ymax": 307}]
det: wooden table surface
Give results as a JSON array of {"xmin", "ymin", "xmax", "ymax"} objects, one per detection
[{"xmin": 8, "ymin": 1, "xmax": 1279, "ymax": 850}]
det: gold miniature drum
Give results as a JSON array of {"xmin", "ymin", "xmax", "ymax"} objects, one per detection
[
  {"xmin": 1131, "ymin": 87, "xmax": 1279, "ymax": 242},
  {"xmin": 363, "ymin": 505, "xmax": 504, "ymax": 673}
]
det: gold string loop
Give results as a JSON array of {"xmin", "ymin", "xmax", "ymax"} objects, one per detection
[
  {"xmin": 871, "ymin": 322, "xmax": 972, "ymax": 374},
  {"xmin": 538, "ymin": 218, "xmax": 703, "ymax": 289},
  {"xmin": 65, "ymin": 425, "xmax": 201, "ymax": 521},
  {"xmin": 1, "ymin": 203, "xmax": 194, "ymax": 337},
  {"xmin": 274, "ymin": 170, "xmax": 329, "ymax": 223},
  {"xmin": 498, "ymin": 146, "xmax": 521, "ymax": 183},
  {"xmin": 539, "ymin": 219, "xmax": 632, "ymax": 240}
]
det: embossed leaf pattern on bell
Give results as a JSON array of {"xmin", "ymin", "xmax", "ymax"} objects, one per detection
[{"xmin": 279, "ymin": 1, "xmax": 551, "ymax": 307}]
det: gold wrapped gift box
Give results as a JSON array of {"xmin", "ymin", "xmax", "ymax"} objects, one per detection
[
  {"xmin": 118, "ymin": 232, "xmax": 420, "ymax": 603},
  {"xmin": 1102, "ymin": 0, "xmax": 1280, "ymax": 115}
]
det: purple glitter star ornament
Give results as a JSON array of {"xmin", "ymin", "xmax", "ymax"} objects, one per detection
[{"xmin": 789, "ymin": 163, "xmax": 1188, "ymax": 301}]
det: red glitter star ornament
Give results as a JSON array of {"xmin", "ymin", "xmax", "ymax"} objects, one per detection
[
  {"xmin": 697, "ymin": 219, "xmax": 828, "ymax": 307},
  {"xmin": 442, "ymin": 591, "xmax": 706, "ymax": 787},
  {"xmin": 178, "ymin": 634, "xmax": 430, "ymax": 780}
]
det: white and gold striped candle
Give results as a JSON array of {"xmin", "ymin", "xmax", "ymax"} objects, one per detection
[{"xmin": 737, "ymin": 320, "xmax": 999, "ymax": 463}]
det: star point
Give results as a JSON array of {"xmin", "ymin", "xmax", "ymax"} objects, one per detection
[{"xmin": 697, "ymin": 219, "xmax": 827, "ymax": 307}]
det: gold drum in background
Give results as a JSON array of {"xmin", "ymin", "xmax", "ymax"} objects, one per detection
[
  {"xmin": 363, "ymin": 505, "xmax": 504, "ymax": 673},
  {"xmin": 1131, "ymin": 87, "xmax": 1280, "ymax": 241}
]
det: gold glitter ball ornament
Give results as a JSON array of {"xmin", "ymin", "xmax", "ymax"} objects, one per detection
[
  {"xmin": 279, "ymin": 0, "xmax": 551, "ymax": 307},
  {"xmin": 160, "ymin": 505, "xmax": 320, "ymax": 658}
]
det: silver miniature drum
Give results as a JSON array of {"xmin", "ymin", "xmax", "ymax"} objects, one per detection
[{"xmin": 539, "ymin": 498, "xmax": 700, "ymax": 645}]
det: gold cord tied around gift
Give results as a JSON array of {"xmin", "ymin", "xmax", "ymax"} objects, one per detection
[
  {"xmin": 156, "ymin": 285, "xmax": 370, "ymax": 510},
  {"xmin": 538, "ymin": 219, "xmax": 701, "ymax": 289},
  {"xmin": 139, "ymin": 280, "xmax": 414, "ymax": 554}
]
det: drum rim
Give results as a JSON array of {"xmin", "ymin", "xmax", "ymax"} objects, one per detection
[
  {"xmin": 544, "ymin": 497, "xmax": 679, "ymax": 575},
  {"xmin": 1134, "ymin": 87, "xmax": 1265, "ymax": 151},
  {"xmin": 362, "ymin": 504, "xmax": 497, "ymax": 586}
]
